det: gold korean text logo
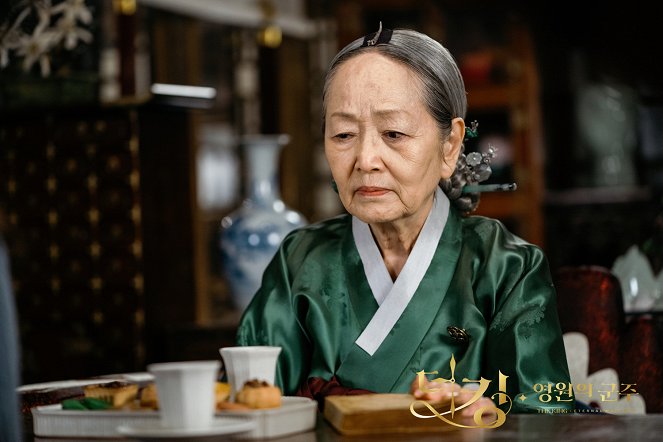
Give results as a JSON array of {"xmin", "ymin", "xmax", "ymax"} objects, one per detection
[
  {"xmin": 523, "ymin": 381, "xmax": 639, "ymax": 414},
  {"xmin": 409, "ymin": 355, "xmax": 512, "ymax": 429}
]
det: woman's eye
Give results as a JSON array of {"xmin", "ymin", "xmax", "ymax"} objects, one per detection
[
  {"xmin": 384, "ymin": 131, "xmax": 404, "ymax": 140},
  {"xmin": 333, "ymin": 133, "xmax": 353, "ymax": 141}
]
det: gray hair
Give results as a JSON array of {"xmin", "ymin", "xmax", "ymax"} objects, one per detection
[
  {"xmin": 322, "ymin": 28, "xmax": 479, "ymax": 213},
  {"xmin": 322, "ymin": 29, "xmax": 466, "ymax": 135}
]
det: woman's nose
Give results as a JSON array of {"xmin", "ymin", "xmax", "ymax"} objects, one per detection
[{"xmin": 355, "ymin": 134, "xmax": 383, "ymax": 172}]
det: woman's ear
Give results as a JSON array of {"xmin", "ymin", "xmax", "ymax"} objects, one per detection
[{"xmin": 440, "ymin": 117, "xmax": 465, "ymax": 179}]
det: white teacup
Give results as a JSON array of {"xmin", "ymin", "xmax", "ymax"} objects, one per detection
[
  {"xmin": 147, "ymin": 360, "xmax": 220, "ymax": 429},
  {"xmin": 219, "ymin": 346, "xmax": 282, "ymax": 400}
]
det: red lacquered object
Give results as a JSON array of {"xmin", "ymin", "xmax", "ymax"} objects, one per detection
[
  {"xmin": 554, "ymin": 265, "xmax": 625, "ymax": 374},
  {"xmin": 554, "ymin": 265, "xmax": 663, "ymax": 412},
  {"xmin": 621, "ymin": 316, "xmax": 663, "ymax": 413}
]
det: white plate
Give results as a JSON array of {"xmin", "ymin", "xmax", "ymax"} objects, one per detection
[
  {"xmin": 18, "ymin": 379, "xmax": 125, "ymax": 393},
  {"xmin": 218, "ymin": 396, "xmax": 317, "ymax": 440},
  {"xmin": 117, "ymin": 417, "xmax": 255, "ymax": 440},
  {"xmin": 32, "ymin": 396, "xmax": 317, "ymax": 439},
  {"xmin": 33, "ymin": 405, "xmax": 160, "ymax": 438},
  {"xmin": 19, "ymin": 373, "xmax": 154, "ymax": 393}
]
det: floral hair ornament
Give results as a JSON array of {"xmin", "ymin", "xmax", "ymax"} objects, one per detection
[
  {"xmin": 459, "ymin": 121, "xmax": 517, "ymax": 194},
  {"xmin": 440, "ymin": 121, "xmax": 515, "ymax": 214},
  {"xmin": 361, "ymin": 21, "xmax": 393, "ymax": 47}
]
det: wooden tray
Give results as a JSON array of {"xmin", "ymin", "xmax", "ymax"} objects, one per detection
[{"xmin": 324, "ymin": 393, "xmax": 460, "ymax": 435}]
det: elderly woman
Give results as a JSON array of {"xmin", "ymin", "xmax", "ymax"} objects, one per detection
[{"xmin": 237, "ymin": 27, "xmax": 573, "ymax": 415}]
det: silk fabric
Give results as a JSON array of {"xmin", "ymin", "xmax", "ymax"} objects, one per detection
[{"xmin": 237, "ymin": 206, "xmax": 573, "ymax": 413}]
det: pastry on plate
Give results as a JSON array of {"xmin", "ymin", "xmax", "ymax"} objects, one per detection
[
  {"xmin": 216, "ymin": 381, "xmax": 231, "ymax": 404},
  {"xmin": 139, "ymin": 383, "xmax": 158, "ymax": 409},
  {"xmin": 235, "ymin": 379, "xmax": 282, "ymax": 409},
  {"xmin": 83, "ymin": 381, "xmax": 139, "ymax": 408}
]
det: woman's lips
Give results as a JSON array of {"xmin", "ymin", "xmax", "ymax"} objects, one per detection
[{"xmin": 356, "ymin": 186, "xmax": 389, "ymax": 197}]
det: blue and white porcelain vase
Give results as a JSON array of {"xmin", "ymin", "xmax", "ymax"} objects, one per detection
[{"xmin": 219, "ymin": 134, "xmax": 306, "ymax": 312}]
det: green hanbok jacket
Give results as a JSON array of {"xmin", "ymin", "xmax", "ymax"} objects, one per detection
[{"xmin": 237, "ymin": 206, "xmax": 573, "ymax": 413}]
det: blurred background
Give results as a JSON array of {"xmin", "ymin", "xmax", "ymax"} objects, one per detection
[{"xmin": 1, "ymin": 0, "xmax": 663, "ymax": 387}]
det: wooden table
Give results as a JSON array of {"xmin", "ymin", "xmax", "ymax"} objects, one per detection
[
  {"xmin": 312, "ymin": 413, "xmax": 663, "ymax": 442},
  {"xmin": 18, "ymin": 376, "xmax": 662, "ymax": 442},
  {"xmin": 26, "ymin": 412, "xmax": 663, "ymax": 441}
]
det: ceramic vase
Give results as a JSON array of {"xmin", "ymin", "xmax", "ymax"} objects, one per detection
[
  {"xmin": 575, "ymin": 81, "xmax": 638, "ymax": 187},
  {"xmin": 219, "ymin": 134, "xmax": 306, "ymax": 312}
]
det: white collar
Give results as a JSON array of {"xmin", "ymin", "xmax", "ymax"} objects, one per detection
[{"xmin": 352, "ymin": 187, "xmax": 450, "ymax": 355}]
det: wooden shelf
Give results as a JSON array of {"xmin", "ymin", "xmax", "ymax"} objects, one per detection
[
  {"xmin": 464, "ymin": 22, "xmax": 545, "ymax": 247},
  {"xmin": 473, "ymin": 192, "xmax": 518, "ymax": 219},
  {"xmin": 466, "ymin": 83, "xmax": 512, "ymax": 110},
  {"xmin": 545, "ymin": 186, "xmax": 652, "ymax": 206}
]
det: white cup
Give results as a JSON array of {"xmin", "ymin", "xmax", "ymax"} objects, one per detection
[
  {"xmin": 147, "ymin": 360, "xmax": 220, "ymax": 429},
  {"xmin": 219, "ymin": 346, "xmax": 282, "ymax": 400}
]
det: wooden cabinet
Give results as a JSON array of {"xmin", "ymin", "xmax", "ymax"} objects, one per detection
[
  {"xmin": 1, "ymin": 107, "xmax": 145, "ymax": 382},
  {"xmin": 0, "ymin": 103, "xmax": 211, "ymax": 382},
  {"xmin": 464, "ymin": 22, "xmax": 546, "ymax": 247}
]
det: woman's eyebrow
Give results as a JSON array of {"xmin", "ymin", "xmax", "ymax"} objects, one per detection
[
  {"xmin": 373, "ymin": 109, "xmax": 414, "ymax": 123},
  {"xmin": 329, "ymin": 111, "xmax": 357, "ymax": 120},
  {"xmin": 373, "ymin": 108, "xmax": 409, "ymax": 118},
  {"xmin": 329, "ymin": 109, "xmax": 413, "ymax": 120}
]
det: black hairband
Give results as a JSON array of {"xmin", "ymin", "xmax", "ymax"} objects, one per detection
[{"xmin": 361, "ymin": 22, "xmax": 393, "ymax": 47}]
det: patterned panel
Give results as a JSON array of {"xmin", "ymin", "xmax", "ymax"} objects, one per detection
[{"xmin": 0, "ymin": 109, "xmax": 145, "ymax": 382}]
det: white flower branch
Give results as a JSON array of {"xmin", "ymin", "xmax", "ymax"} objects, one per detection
[{"xmin": 0, "ymin": 0, "xmax": 94, "ymax": 77}]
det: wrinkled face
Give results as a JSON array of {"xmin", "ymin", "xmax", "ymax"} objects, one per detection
[{"xmin": 324, "ymin": 52, "xmax": 458, "ymax": 226}]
